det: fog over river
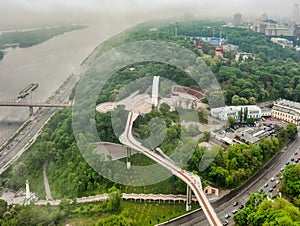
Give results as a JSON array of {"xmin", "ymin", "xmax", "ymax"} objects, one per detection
[{"xmin": 0, "ymin": 22, "xmax": 136, "ymax": 145}]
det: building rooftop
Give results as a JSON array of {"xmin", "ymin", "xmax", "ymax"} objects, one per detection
[
  {"xmin": 211, "ymin": 105, "xmax": 261, "ymax": 114},
  {"xmin": 237, "ymin": 132, "xmax": 260, "ymax": 144},
  {"xmin": 274, "ymin": 99, "xmax": 300, "ymax": 111}
]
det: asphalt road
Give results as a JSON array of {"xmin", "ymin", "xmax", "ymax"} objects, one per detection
[
  {"xmin": 168, "ymin": 134, "xmax": 300, "ymax": 226},
  {"xmin": 0, "ymin": 66, "xmax": 80, "ymax": 174}
]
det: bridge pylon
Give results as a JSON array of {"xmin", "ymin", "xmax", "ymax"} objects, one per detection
[
  {"xmin": 186, "ymin": 184, "xmax": 192, "ymax": 211},
  {"xmin": 126, "ymin": 147, "xmax": 131, "ymax": 169},
  {"xmin": 29, "ymin": 106, "xmax": 34, "ymax": 117}
]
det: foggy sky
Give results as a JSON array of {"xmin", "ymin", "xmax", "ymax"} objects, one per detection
[{"xmin": 0, "ymin": 0, "xmax": 299, "ymax": 29}]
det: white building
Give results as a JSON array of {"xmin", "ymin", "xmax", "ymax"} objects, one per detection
[
  {"xmin": 211, "ymin": 105, "xmax": 262, "ymax": 121},
  {"xmin": 271, "ymin": 38, "xmax": 293, "ymax": 48}
]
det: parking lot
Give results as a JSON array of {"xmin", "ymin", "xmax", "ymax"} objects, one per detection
[{"xmin": 214, "ymin": 117, "xmax": 290, "ymax": 147}]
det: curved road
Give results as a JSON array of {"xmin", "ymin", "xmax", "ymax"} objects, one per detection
[{"xmin": 119, "ymin": 111, "xmax": 222, "ymax": 226}]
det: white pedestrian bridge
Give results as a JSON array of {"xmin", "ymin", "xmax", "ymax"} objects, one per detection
[{"xmin": 119, "ymin": 111, "xmax": 222, "ymax": 226}]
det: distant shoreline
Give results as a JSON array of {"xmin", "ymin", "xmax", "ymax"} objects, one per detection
[{"xmin": 0, "ymin": 25, "xmax": 88, "ymax": 61}]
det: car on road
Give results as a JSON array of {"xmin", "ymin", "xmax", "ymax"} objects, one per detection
[
  {"xmin": 232, "ymin": 209, "xmax": 238, "ymax": 214},
  {"xmin": 225, "ymin": 214, "xmax": 231, "ymax": 219},
  {"xmin": 223, "ymin": 220, "xmax": 229, "ymax": 226}
]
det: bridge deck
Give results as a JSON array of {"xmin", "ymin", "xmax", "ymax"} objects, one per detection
[{"xmin": 0, "ymin": 101, "xmax": 71, "ymax": 108}]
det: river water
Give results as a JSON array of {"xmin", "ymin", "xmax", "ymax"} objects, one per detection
[{"xmin": 0, "ymin": 22, "xmax": 134, "ymax": 144}]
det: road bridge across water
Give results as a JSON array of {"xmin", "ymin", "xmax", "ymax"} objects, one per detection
[{"xmin": 0, "ymin": 101, "xmax": 71, "ymax": 116}]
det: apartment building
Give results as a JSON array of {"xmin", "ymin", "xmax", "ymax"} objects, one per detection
[{"xmin": 272, "ymin": 99, "xmax": 300, "ymax": 125}]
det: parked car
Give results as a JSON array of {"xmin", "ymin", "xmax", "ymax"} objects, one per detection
[
  {"xmin": 225, "ymin": 214, "xmax": 231, "ymax": 219},
  {"xmin": 223, "ymin": 220, "xmax": 229, "ymax": 226},
  {"xmin": 233, "ymin": 201, "xmax": 238, "ymax": 206},
  {"xmin": 232, "ymin": 209, "xmax": 238, "ymax": 214}
]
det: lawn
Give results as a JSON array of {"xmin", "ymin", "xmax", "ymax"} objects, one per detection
[{"xmin": 64, "ymin": 200, "xmax": 195, "ymax": 226}]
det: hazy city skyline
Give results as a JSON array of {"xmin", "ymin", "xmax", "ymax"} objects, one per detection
[{"xmin": 1, "ymin": 0, "xmax": 300, "ymax": 29}]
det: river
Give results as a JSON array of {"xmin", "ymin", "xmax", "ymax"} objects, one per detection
[{"xmin": 0, "ymin": 22, "xmax": 135, "ymax": 145}]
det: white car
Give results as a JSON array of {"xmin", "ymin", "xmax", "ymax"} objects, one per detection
[{"xmin": 270, "ymin": 177, "xmax": 275, "ymax": 182}]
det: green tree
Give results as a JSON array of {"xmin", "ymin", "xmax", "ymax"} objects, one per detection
[
  {"xmin": 232, "ymin": 95, "xmax": 240, "ymax": 105},
  {"xmin": 293, "ymin": 84, "xmax": 300, "ymax": 102},
  {"xmin": 244, "ymin": 107, "xmax": 248, "ymax": 121},
  {"xmin": 285, "ymin": 123, "xmax": 298, "ymax": 140},
  {"xmin": 249, "ymin": 97, "xmax": 256, "ymax": 105},
  {"xmin": 159, "ymin": 102, "xmax": 171, "ymax": 115},
  {"xmin": 238, "ymin": 108, "xmax": 243, "ymax": 122},
  {"xmin": 283, "ymin": 164, "xmax": 300, "ymax": 201},
  {"xmin": 235, "ymin": 195, "xmax": 300, "ymax": 226},
  {"xmin": 239, "ymin": 97, "xmax": 249, "ymax": 105},
  {"xmin": 96, "ymin": 211, "xmax": 136, "ymax": 226},
  {"xmin": 0, "ymin": 200, "xmax": 7, "ymax": 218},
  {"xmin": 107, "ymin": 186, "xmax": 122, "ymax": 213},
  {"xmin": 203, "ymin": 131, "xmax": 211, "ymax": 142},
  {"xmin": 228, "ymin": 116, "xmax": 235, "ymax": 126}
]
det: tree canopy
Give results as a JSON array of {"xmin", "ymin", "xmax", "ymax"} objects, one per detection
[{"xmin": 234, "ymin": 195, "xmax": 300, "ymax": 226}]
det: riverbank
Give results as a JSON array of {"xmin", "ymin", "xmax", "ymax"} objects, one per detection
[{"xmin": 0, "ymin": 22, "xmax": 134, "ymax": 145}]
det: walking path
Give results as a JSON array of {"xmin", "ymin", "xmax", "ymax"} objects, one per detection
[
  {"xmin": 43, "ymin": 163, "xmax": 53, "ymax": 201},
  {"xmin": 35, "ymin": 193, "xmax": 198, "ymax": 206}
]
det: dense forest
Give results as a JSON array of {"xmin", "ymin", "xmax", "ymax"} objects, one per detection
[
  {"xmin": 174, "ymin": 20, "xmax": 300, "ymax": 104},
  {"xmin": 213, "ymin": 57, "xmax": 300, "ymax": 104}
]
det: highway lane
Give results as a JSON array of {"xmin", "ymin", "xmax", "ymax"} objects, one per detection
[
  {"xmin": 120, "ymin": 111, "xmax": 222, "ymax": 226},
  {"xmin": 172, "ymin": 135, "xmax": 300, "ymax": 226},
  {"xmin": 0, "ymin": 107, "xmax": 55, "ymax": 174}
]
